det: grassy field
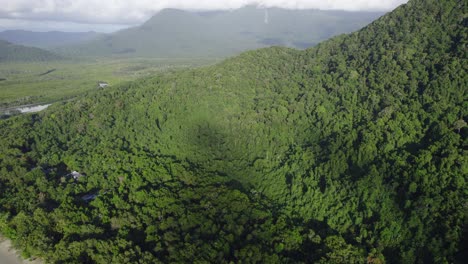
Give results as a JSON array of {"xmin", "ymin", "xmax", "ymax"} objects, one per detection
[{"xmin": 0, "ymin": 57, "xmax": 220, "ymax": 108}]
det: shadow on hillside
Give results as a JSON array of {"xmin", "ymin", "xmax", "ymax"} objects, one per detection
[{"xmin": 188, "ymin": 120, "xmax": 254, "ymax": 185}]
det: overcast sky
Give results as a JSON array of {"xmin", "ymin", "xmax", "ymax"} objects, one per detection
[{"xmin": 0, "ymin": 0, "xmax": 408, "ymax": 32}]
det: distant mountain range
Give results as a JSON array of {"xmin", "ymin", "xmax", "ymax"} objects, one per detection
[
  {"xmin": 0, "ymin": 30, "xmax": 102, "ymax": 49},
  {"xmin": 55, "ymin": 6, "xmax": 384, "ymax": 58},
  {"xmin": 0, "ymin": 40, "xmax": 63, "ymax": 62},
  {"xmin": 0, "ymin": 7, "xmax": 384, "ymax": 60}
]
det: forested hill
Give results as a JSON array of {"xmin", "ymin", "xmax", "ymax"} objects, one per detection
[
  {"xmin": 0, "ymin": 0, "xmax": 466, "ymax": 263},
  {"xmin": 0, "ymin": 30, "xmax": 102, "ymax": 49},
  {"xmin": 0, "ymin": 40, "xmax": 63, "ymax": 62},
  {"xmin": 56, "ymin": 7, "xmax": 383, "ymax": 58}
]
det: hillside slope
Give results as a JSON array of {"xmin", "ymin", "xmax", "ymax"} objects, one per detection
[
  {"xmin": 0, "ymin": 30, "xmax": 102, "ymax": 49},
  {"xmin": 57, "ymin": 7, "xmax": 383, "ymax": 58},
  {"xmin": 0, "ymin": 0, "xmax": 466, "ymax": 263},
  {"xmin": 0, "ymin": 40, "xmax": 63, "ymax": 62}
]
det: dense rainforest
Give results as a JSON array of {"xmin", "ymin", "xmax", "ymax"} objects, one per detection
[{"xmin": 0, "ymin": 0, "xmax": 466, "ymax": 263}]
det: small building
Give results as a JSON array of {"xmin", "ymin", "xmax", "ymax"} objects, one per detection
[
  {"xmin": 68, "ymin": 171, "xmax": 84, "ymax": 180},
  {"xmin": 71, "ymin": 171, "xmax": 82, "ymax": 180},
  {"xmin": 98, "ymin": 82, "xmax": 109, "ymax": 88}
]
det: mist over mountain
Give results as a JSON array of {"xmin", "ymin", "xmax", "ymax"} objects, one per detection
[
  {"xmin": 0, "ymin": 30, "xmax": 103, "ymax": 49},
  {"xmin": 0, "ymin": 40, "xmax": 63, "ymax": 62},
  {"xmin": 56, "ymin": 6, "xmax": 383, "ymax": 58}
]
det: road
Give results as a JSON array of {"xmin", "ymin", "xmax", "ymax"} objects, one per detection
[
  {"xmin": 0, "ymin": 238, "xmax": 42, "ymax": 264},
  {"xmin": 0, "ymin": 239, "xmax": 21, "ymax": 264}
]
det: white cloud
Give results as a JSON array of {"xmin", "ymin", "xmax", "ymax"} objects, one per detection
[
  {"xmin": 0, "ymin": 0, "xmax": 408, "ymax": 24},
  {"xmin": 0, "ymin": 0, "xmax": 408, "ymax": 32},
  {"xmin": 0, "ymin": 18, "xmax": 128, "ymax": 33}
]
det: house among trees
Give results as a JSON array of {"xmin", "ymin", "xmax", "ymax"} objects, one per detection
[
  {"xmin": 98, "ymin": 81, "xmax": 109, "ymax": 88},
  {"xmin": 68, "ymin": 170, "xmax": 83, "ymax": 180}
]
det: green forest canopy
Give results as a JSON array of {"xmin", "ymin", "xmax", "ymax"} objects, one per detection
[{"xmin": 0, "ymin": 0, "xmax": 466, "ymax": 263}]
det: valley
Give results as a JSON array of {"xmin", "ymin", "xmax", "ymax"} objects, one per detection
[{"xmin": 0, "ymin": 57, "xmax": 220, "ymax": 108}]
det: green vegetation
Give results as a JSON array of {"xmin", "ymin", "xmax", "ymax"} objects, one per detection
[
  {"xmin": 57, "ymin": 7, "xmax": 383, "ymax": 58},
  {"xmin": 0, "ymin": 58, "xmax": 220, "ymax": 108},
  {"xmin": 0, "ymin": 0, "xmax": 466, "ymax": 263},
  {"xmin": 0, "ymin": 40, "xmax": 63, "ymax": 62}
]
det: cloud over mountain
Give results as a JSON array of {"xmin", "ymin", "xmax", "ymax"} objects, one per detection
[{"xmin": 1, "ymin": 0, "xmax": 408, "ymax": 25}]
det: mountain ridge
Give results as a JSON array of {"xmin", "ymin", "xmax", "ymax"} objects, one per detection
[
  {"xmin": 0, "ymin": 40, "xmax": 64, "ymax": 62},
  {"xmin": 55, "ymin": 7, "xmax": 384, "ymax": 58},
  {"xmin": 0, "ymin": 30, "xmax": 103, "ymax": 49}
]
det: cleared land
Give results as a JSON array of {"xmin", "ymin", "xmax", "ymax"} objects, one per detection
[
  {"xmin": 0, "ymin": 58, "xmax": 220, "ymax": 108},
  {"xmin": 0, "ymin": 237, "xmax": 42, "ymax": 264}
]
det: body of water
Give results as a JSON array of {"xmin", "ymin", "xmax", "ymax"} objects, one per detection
[
  {"xmin": 16, "ymin": 104, "xmax": 51, "ymax": 113},
  {"xmin": 0, "ymin": 104, "xmax": 51, "ymax": 116}
]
